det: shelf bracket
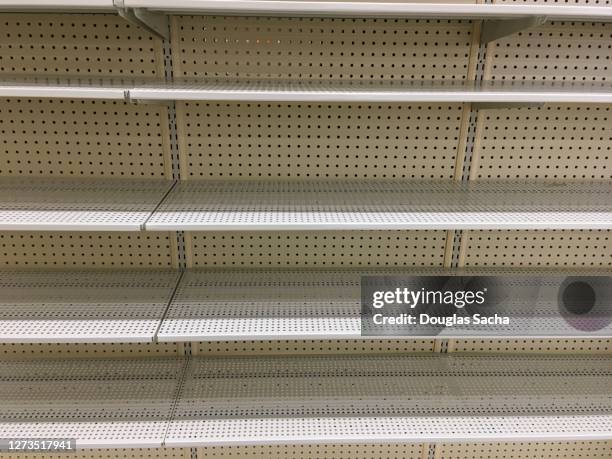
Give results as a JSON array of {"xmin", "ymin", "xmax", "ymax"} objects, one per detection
[
  {"xmin": 114, "ymin": 0, "xmax": 169, "ymax": 40},
  {"xmin": 480, "ymin": 16, "xmax": 547, "ymax": 44},
  {"xmin": 472, "ymin": 102, "xmax": 544, "ymax": 110}
]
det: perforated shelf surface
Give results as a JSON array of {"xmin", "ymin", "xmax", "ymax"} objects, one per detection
[
  {"xmin": 3, "ymin": 354, "xmax": 607, "ymax": 447},
  {"xmin": 0, "ymin": 270, "xmax": 180, "ymax": 343},
  {"xmin": 156, "ymin": 269, "xmax": 612, "ymax": 341},
  {"xmin": 0, "ymin": 78, "xmax": 127, "ymax": 100},
  {"xmin": 0, "ymin": 0, "xmax": 113, "ymax": 11},
  {"xmin": 0, "ymin": 357, "xmax": 186, "ymax": 448},
  {"xmin": 131, "ymin": 80, "xmax": 612, "ymax": 103},
  {"xmin": 5, "ymin": 79, "xmax": 612, "ymax": 103},
  {"xmin": 126, "ymin": 0, "xmax": 612, "ymax": 21},
  {"xmin": 167, "ymin": 354, "xmax": 612, "ymax": 446},
  {"xmin": 146, "ymin": 180, "xmax": 612, "ymax": 231},
  {"xmin": 0, "ymin": 178, "xmax": 174, "ymax": 231}
]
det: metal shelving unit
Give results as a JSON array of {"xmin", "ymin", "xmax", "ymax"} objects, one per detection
[
  {"xmin": 0, "ymin": 270, "xmax": 180, "ymax": 343},
  {"xmin": 145, "ymin": 180, "xmax": 612, "ymax": 231},
  {"xmin": 0, "ymin": 178, "xmax": 174, "ymax": 231},
  {"xmin": 1, "ymin": 1, "xmax": 611, "ymax": 456}
]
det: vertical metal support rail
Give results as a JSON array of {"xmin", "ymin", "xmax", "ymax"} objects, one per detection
[
  {"xmin": 161, "ymin": 21, "xmax": 195, "ymax": 457},
  {"xmin": 162, "ymin": 23, "xmax": 191, "ymax": 349},
  {"xmin": 434, "ymin": 15, "xmax": 491, "ymax": 458}
]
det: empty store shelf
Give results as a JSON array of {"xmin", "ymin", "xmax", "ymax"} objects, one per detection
[
  {"xmin": 0, "ymin": 357, "xmax": 186, "ymax": 448},
  {"xmin": 0, "ymin": 0, "xmax": 113, "ymax": 11},
  {"xmin": 156, "ymin": 269, "xmax": 612, "ymax": 341},
  {"xmin": 130, "ymin": 80, "xmax": 612, "ymax": 103},
  {"xmin": 145, "ymin": 180, "xmax": 612, "ymax": 231},
  {"xmin": 3, "ymin": 78, "xmax": 612, "ymax": 104},
  {"xmin": 0, "ymin": 77, "xmax": 127, "ymax": 100},
  {"xmin": 2, "ymin": 355, "xmax": 609, "ymax": 447},
  {"xmin": 166, "ymin": 354, "xmax": 612, "ymax": 446},
  {"xmin": 123, "ymin": 1, "xmax": 612, "ymax": 21},
  {"xmin": 0, "ymin": 178, "xmax": 174, "ymax": 231},
  {"xmin": 0, "ymin": 270, "xmax": 180, "ymax": 343}
]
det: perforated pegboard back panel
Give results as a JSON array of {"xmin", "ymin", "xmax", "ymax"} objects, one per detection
[
  {"xmin": 0, "ymin": 342, "xmax": 184, "ymax": 360},
  {"xmin": 171, "ymin": 16, "xmax": 476, "ymax": 81},
  {"xmin": 197, "ymin": 444, "xmax": 426, "ymax": 459},
  {"xmin": 194, "ymin": 339, "xmax": 436, "ymax": 356},
  {"xmin": 458, "ymin": 230, "xmax": 611, "ymax": 267},
  {"xmin": 484, "ymin": 19, "xmax": 612, "ymax": 82},
  {"xmin": 185, "ymin": 230, "xmax": 449, "ymax": 267},
  {"xmin": 0, "ymin": 98, "xmax": 172, "ymax": 178},
  {"xmin": 471, "ymin": 105, "xmax": 612, "ymax": 181},
  {"xmin": 0, "ymin": 14, "xmax": 164, "ymax": 77},
  {"xmin": 0, "ymin": 232, "xmax": 177, "ymax": 269},
  {"xmin": 435, "ymin": 440, "xmax": 612, "ymax": 459},
  {"xmin": 448, "ymin": 339, "xmax": 612, "ymax": 354},
  {"xmin": 177, "ymin": 101, "xmax": 468, "ymax": 181}
]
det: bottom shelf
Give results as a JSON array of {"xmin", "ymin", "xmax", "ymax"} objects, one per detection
[{"xmin": 0, "ymin": 354, "xmax": 610, "ymax": 447}]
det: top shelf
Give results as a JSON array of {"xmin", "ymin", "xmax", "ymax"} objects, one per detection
[
  {"xmin": 0, "ymin": 0, "xmax": 114, "ymax": 12},
  {"xmin": 1, "ymin": 0, "xmax": 612, "ymax": 21},
  {"xmin": 3, "ymin": 79, "xmax": 612, "ymax": 104},
  {"xmin": 123, "ymin": 1, "xmax": 612, "ymax": 21}
]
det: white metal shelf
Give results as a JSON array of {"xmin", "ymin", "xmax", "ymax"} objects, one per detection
[
  {"xmin": 3, "ymin": 78, "xmax": 612, "ymax": 103},
  {"xmin": 0, "ymin": 357, "xmax": 186, "ymax": 448},
  {"xmin": 156, "ymin": 269, "xmax": 612, "ymax": 342},
  {"xmin": 0, "ymin": 178, "xmax": 174, "ymax": 231},
  {"xmin": 0, "ymin": 354, "xmax": 609, "ymax": 447},
  {"xmin": 124, "ymin": 1, "xmax": 612, "ymax": 21},
  {"xmin": 129, "ymin": 80, "xmax": 612, "ymax": 103},
  {"xmin": 3, "ymin": 0, "xmax": 612, "ymax": 22},
  {"xmin": 166, "ymin": 354, "xmax": 612, "ymax": 446},
  {"xmin": 145, "ymin": 180, "xmax": 612, "ymax": 231},
  {"xmin": 0, "ymin": 0, "xmax": 113, "ymax": 11},
  {"xmin": 0, "ymin": 270, "xmax": 180, "ymax": 343},
  {"xmin": 0, "ymin": 78, "xmax": 127, "ymax": 100}
]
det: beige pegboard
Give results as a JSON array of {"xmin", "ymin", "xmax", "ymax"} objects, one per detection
[
  {"xmin": 458, "ymin": 230, "xmax": 611, "ymax": 267},
  {"xmin": 0, "ymin": 231, "xmax": 178, "ymax": 269},
  {"xmin": 484, "ymin": 19, "xmax": 612, "ymax": 81},
  {"xmin": 198, "ymin": 444, "xmax": 426, "ymax": 459},
  {"xmin": 0, "ymin": 98, "xmax": 172, "ymax": 178},
  {"xmin": 0, "ymin": 14, "xmax": 164, "ymax": 77},
  {"xmin": 185, "ymin": 230, "xmax": 449, "ymax": 267},
  {"xmin": 0, "ymin": 450, "xmax": 189, "ymax": 459},
  {"xmin": 171, "ymin": 16, "xmax": 476, "ymax": 81},
  {"xmin": 435, "ymin": 440, "xmax": 612, "ymax": 459},
  {"xmin": 176, "ymin": 101, "xmax": 468, "ymax": 180},
  {"xmin": 470, "ymin": 104, "xmax": 612, "ymax": 181},
  {"xmin": 0, "ymin": 342, "xmax": 185, "ymax": 360},
  {"xmin": 448, "ymin": 338, "xmax": 612, "ymax": 353},
  {"xmin": 193, "ymin": 339, "xmax": 436, "ymax": 356}
]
